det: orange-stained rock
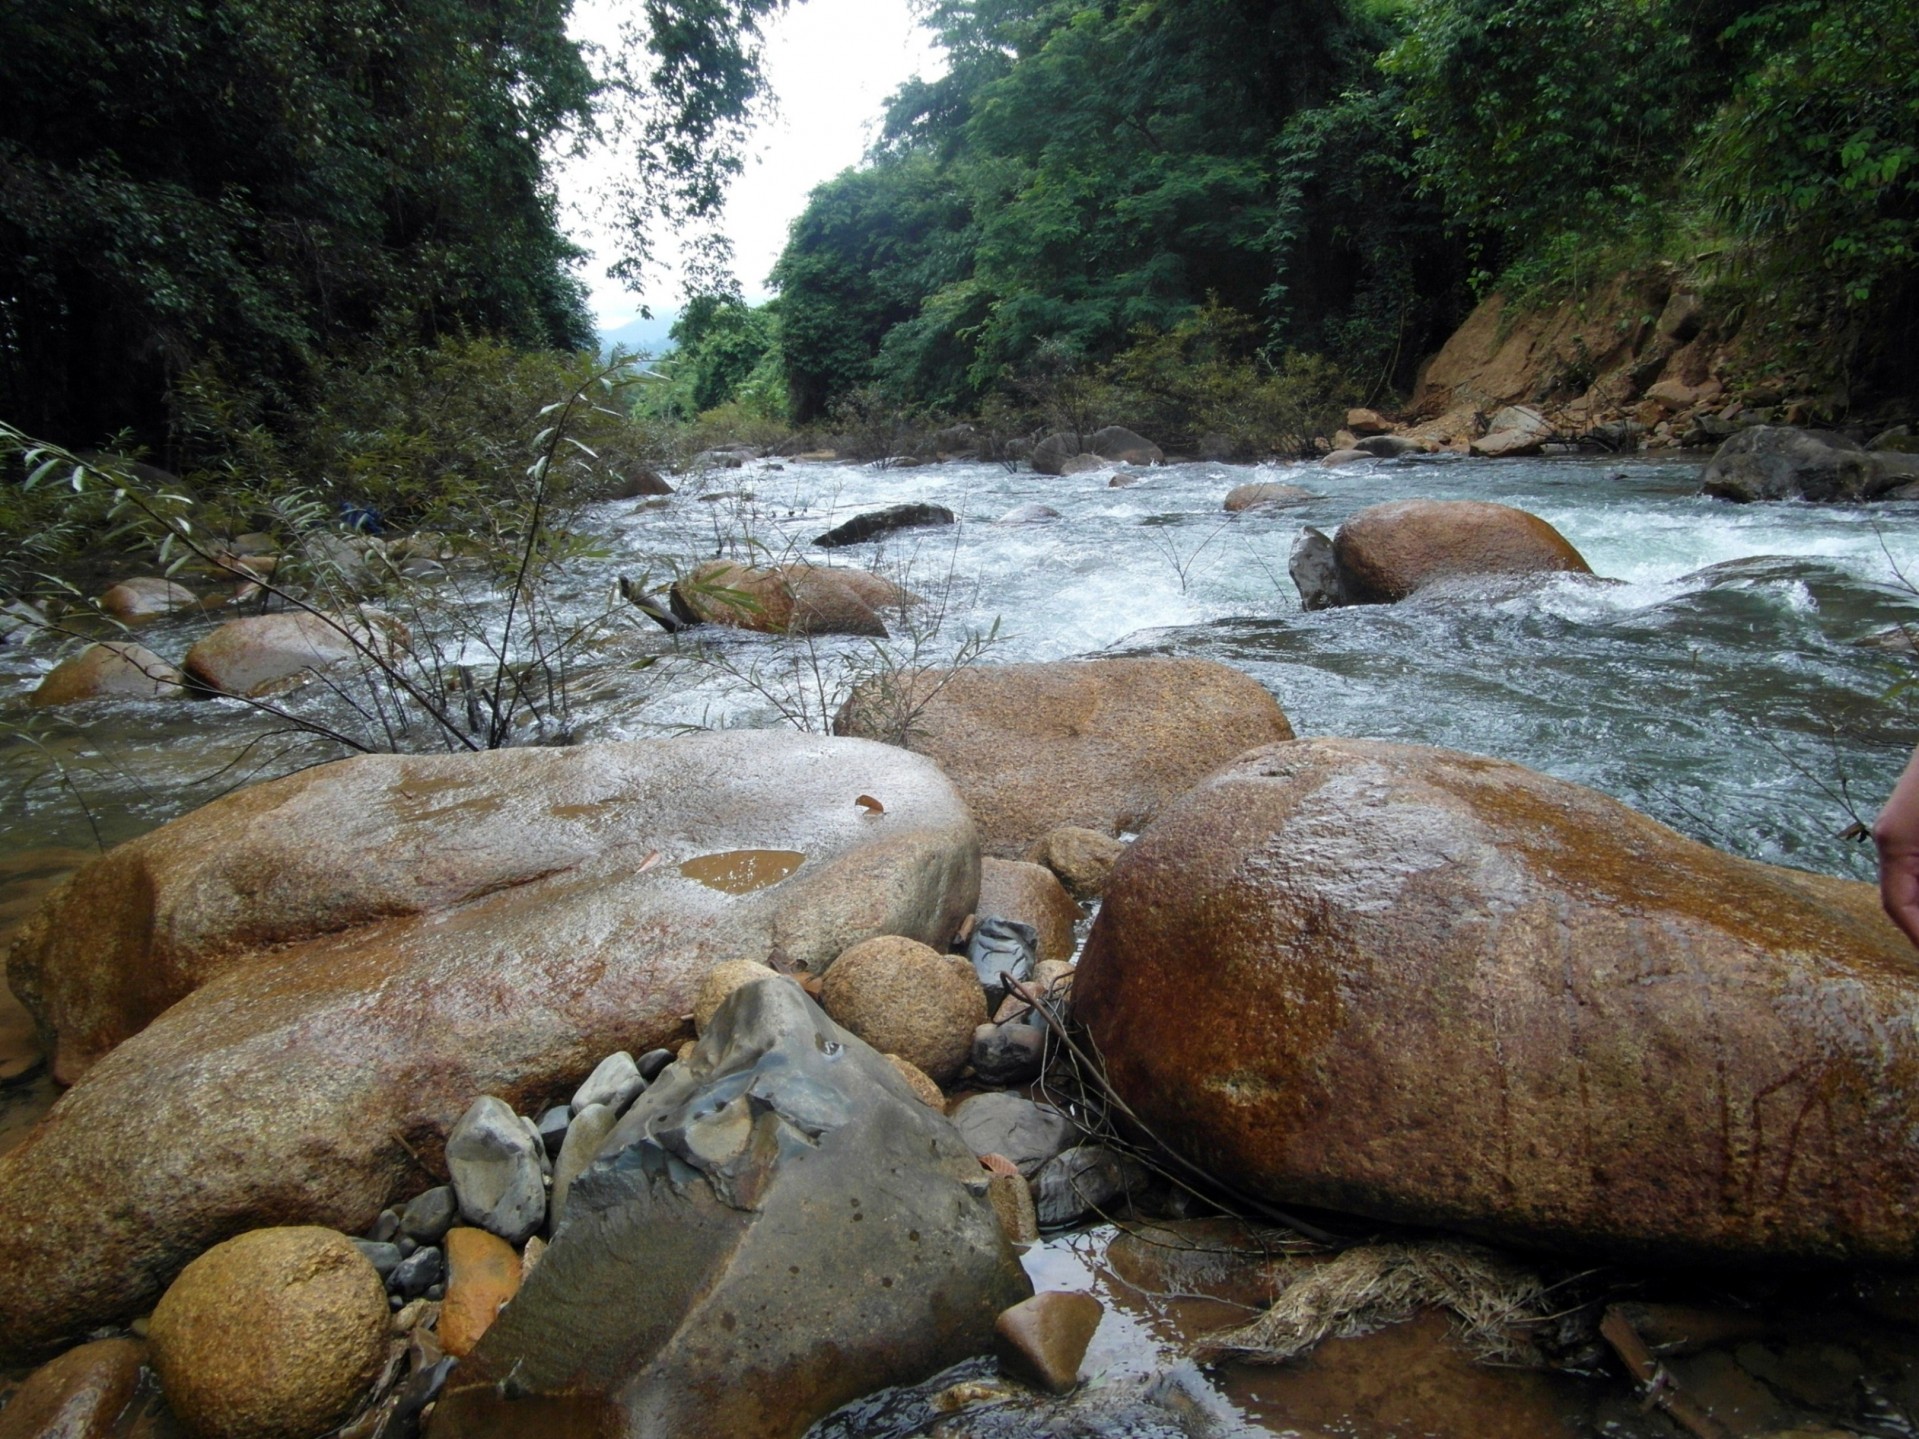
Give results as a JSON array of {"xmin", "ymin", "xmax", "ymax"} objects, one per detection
[
  {"xmin": 822, "ymin": 936, "xmax": 986, "ymax": 1085},
  {"xmin": 97, "ymin": 578, "xmax": 198, "ymax": 622},
  {"xmin": 438, "ymin": 1227, "xmax": 522, "ymax": 1359},
  {"xmin": 0, "ymin": 733, "xmax": 978, "ymax": 1362},
  {"xmin": 181, "ymin": 609, "xmax": 407, "ymax": 698},
  {"xmin": 1075, "ymin": 738, "xmax": 1919, "ymax": 1263},
  {"xmin": 667, "ymin": 560, "xmax": 909, "ymax": 637},
  {"xmin": 0, "ymin": 1337, "xmax": 145, "ymax": 1439},
  {"xmin": 886, "ymin": 1053, "xmax": 946, "ymax": 1108},
  {"xmin": 994, "ymin": 1290, "xmax": 1103, "ymax": 1393},
  {"xmin": 977, "ymin": 859, "xmax": 1080, "ymax": 964},
  {"xmin": 836, "ymin": 658, "xmax": 1294, "ymax": 856},
  {"xmin": 1331, "ymin": 499, "xmax": 1591, "ymax": 604},
  {"xmin": 30, "ymin": 643, "xmax": 184, "ymax": 707},
  {"xmin": 149, "ymin": 1227, "xmax": 387, "ymax": 1439},
  {"xmin": 1026, "ymin": 827, "xmax": 1124, "ymax": 902}
]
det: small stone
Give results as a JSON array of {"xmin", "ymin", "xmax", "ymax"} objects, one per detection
[
  {"xmin": 972, "ymin": 1024, "xmax": 1046, "ymax": 1087},
  {"xmin": 446, "ymin": 1096, "xmax": 546, "ymax": 1244},
  {"xmin": 365, "ymin": 1208, "xmax": 400, "ymax": 1244},
  {"xmin": 521, "ymin": 1235, "xmax": 548, "ymax": 1275},
  {"xmin": 352, "ymin": 1239, "xmax": 403, "ymax": 1279},
  {"xmin": 635, "ymin": 1048, "xmax": 675, "ymax": 1082},
  {"xmin": 1032, "ymin": 1145, "xmax": 1146, "ymax": 1227},
  {"xmin": 518, "ymin": 1113, "xmax": 552, "ymax": 1175},
  {"xmin": 694, "ymin": 960, "xmax": 779, "ymax": 1034},
  {"xmin": 977, "ymin": 859, "xmax": 1081, "ymax": 964},
  {"xmin": 400, "ymin": 1186, "xmax": 457, "ymax": 1245},
  {"xmin": 388, "ymin": 1245, "xmax": 445, "ymax": 1302},
  {"xmin": 438, "ymin": 1227, "xmax": 523, "ymax": 1359},
  {"xmin": 550, "ymin": 1101, "xmax": 619, "ymax": 1229},
  {"xmin": 391, "ymin": 1298, "xmax": 433, "ymax": 1335},
  {"xmin": 571, "ymin": 1051, "xmax": 645, "ymax": 1113},
  {"xmin": 396, "ymin": 1235, "xmax": 418, "ymax": 1258},
  {"xmin": 821, "ymin": 936, "xmax": 986, "ymax": 1085},
  {"xmin": 1026, "ymin": 827, "xmax": 1125, "ymax": 901},
  {"xmin": 995, "ymin": 1291, "xmax": 1104, "ymax": 1393},
  {"xmin": 536, "ymin": 1106, "xmax": 572, "ymax": 1156},
  {"xmin": 426, "ymin": 1283, "xmax": 445, "ymax": 1301},
  {"xmin": 967, "ymin": 916, "xmax": 1038, "ymax": 1010},
  {"xmin": 0, "ymin": 1336, "xmax": 146, "ymax": 1439},
  {"xmin": 951, "ymin": 1093, "xmax": 1080, "ymax": 1176},
  {"xmin": 149, "ymin": 1226, "xmax": 388, "ymax": 1439},
  {"xmin": 677, "ymin": 1039, "xmax": 696, "ymax": 1062},
  {"xmin": 886, "ymin": 1053, "xmax": 946, "ymax": 1109},
  {"xmin": 987, "ymin": 1173, "xmax": 1040, "ymax": 1247}
]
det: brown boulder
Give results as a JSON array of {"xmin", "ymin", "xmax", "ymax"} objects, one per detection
[
  {"xmin": 668, "ymin": 560, "xmax": 907, "ymax": 637},
  {"xmin": 149, "ymin": 1226, "xmax": 387, "ymax": 1439},
  {"xmin": 0, "ymin": 732, "xmax": 978, "ymax": 1360},
  {"xmin": 994, "ymin": 1291, "xmax": 1103, "ymax": 1394},
  {"xmin": 0, "ymin": 1337, "xmax": 146, "ymax": 1439},
  {"xmin": 29, "ymin": 642, "xmax": 184, "ymax": 707},
  {"xmin": 821, "ymin": 935, "xmax": 986, "ymax": 1085},
  {"xmin": 1330, "ymin": 499, "xmax": 1591, "ymax": 604},
  {"xmin": 1089, "ymin": 426, "xmax": 1163, "ymax": 466},
  {"xmin": 978, "ymin": 858, "xmax": 1081, "ymax": 963},
  {"xmin": 181, "ymin": 609, "xmax": 406, "ymax": 698},
  {"xmin": 835, "ymin": 657, "xmax": 1294, "ymax": 857},
  {"xmin": 1027, "ymin": 826, "xmax": 1125, "ymax": 902},
  {"xmin": 96, "ymin": 578, "xmax": 198, "ymax": 622},
  {"xmin": 1223, "ymin": 482, "xmax": 1316, "ymax": 512},
  {"xmin": 1075, "ymin": 738, "xmax": 1919, "ymax": 1262}
]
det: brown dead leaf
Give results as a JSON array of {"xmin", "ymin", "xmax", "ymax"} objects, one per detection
[
  {"xmin": 979, "ymin": 1152, "xmax": 1022, "ymax": 1179},
  {"xmin": 854, "ymin": 794, "xmax": 884, "ymax": 816}
]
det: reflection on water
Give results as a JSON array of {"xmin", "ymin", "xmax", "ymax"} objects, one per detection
[{"xmin": 678, "ymin": 848, "xmax": 806, "ymax": 893}]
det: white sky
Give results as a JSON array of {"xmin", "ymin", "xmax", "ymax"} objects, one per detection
[{"xmin": 561, "ymin": 0, "xmax": 943, "ymax": 329}]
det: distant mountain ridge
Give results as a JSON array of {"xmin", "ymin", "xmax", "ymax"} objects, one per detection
[{"xmin": 599, "ymin": 309, "xmax": 680, "ymax": 360}]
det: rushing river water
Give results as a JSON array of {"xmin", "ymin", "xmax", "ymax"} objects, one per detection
[{"xmin": 4, "ymin": 450, "xmax": 1919, "ymax": 1435}]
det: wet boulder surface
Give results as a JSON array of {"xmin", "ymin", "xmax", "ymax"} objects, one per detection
[
  {"xmin": 834, "ymin": 657, "xmax": 1294, "ymax": 856},
  {"xmin": 430, "ymin": 977, "xmax": 1030, "ymax": 1439},
  {"xmin": 1326, "ymin": 499, "xmax": 1592, "ymax": 605},
  {"xmin": 0, "ymin": 732, "xmax": 978, "ymax": 1361},
  {"xmin": 1074, "ymin": 737, "xmax": 1919, "ymax": 1263}
]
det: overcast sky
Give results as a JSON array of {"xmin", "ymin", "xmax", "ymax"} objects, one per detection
[{"xmin": 561, "ymin": 0, "xmax": 942, "ymax": 330}]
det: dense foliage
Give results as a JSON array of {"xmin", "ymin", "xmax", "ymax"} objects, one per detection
[
  {"xmin": 774, "ymin": 0, "xmax": 1918, "ymax": 420},
  {"xmin": 0, "ymin": 0, "xmax": 784, "ymax": 454}
]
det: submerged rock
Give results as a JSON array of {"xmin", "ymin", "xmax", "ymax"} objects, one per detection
[
  {"xmin": 835, "ymin": 657, "xmax": 1293, "ymax": 856},
  {"xmin": 1075, "ymin": 737, "xmax": 1919, "ymax": 1262},
  {"xmin": 181, "ymin": 609, "xmax": 407, "ymax": 698},
  {"xmin": 0, "ymin": 733, "xmax": 977, "ymax": 1360},
  {"xmin": 1223, "ymin": 482, "xmax": 1316, "ymax": 512},
  {"xmin": 29, "ymin": 641, "xmax": 185, "ymax": 706},
  {"xmin": 668, "ymin": 559, "xmax": 911, "ymax": 637},
  {"xmin": 97, "ymin": 577, "xmax": 198, "ymax": 622},
  {"xmin": 430, "ymin": 977, "xmax": 1030, "ymax": 1439},
  {"xmin": 813, "ymin": 503, "xmax": 956, "ymax": 549}
]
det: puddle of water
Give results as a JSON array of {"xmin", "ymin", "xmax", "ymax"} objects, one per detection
[{"xmin": 678, "ymin": 849, "xmax": 806, "ymax": 893}]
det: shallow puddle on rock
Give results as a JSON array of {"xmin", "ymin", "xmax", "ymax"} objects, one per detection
[{"xmin": 678, "ymin": 849, "xmax": 805, "ymax": 893}]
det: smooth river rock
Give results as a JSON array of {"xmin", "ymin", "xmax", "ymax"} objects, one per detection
[
  {"xmin": 429, "ymin": 977, "xmax": 1030, "ymax": 1439},
  {"xmin": 834, "ymin": 657, "xmax": 1294, "ymax": 855},
  {"xmin": 1327, "ymin": 499, "xmax": 1592, "ymax": 604},
  {"xmin": 0, "ymin": 732, "xmax": 978, "ymax": 1361},
  {"xmin": 29, "ymin": 641, "xmax": 185, "ymax": 706},
  {"xmin": 1701, "ymin": 424, "xmax": 1879, "ymax": 503},
  {"xmin": 1074, "ymin": 737, "xmax": 1919, "ymax": 1262},
  {"xmin": 668, "ymin": 559, "xmax": 912, "ymax": 637}
]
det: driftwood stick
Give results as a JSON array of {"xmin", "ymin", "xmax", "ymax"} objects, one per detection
[{"xmin": 1600, "ymin": 1305, "xmax": 1733, "ymax": 1439}]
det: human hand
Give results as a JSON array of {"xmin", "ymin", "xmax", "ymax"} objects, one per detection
[{"xmin": 1873, "ymin": 747, "xmax": 1919, "ymax": 947}]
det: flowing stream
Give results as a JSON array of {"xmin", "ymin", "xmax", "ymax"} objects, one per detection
[{"xmin": 4, "ymin": 451, "xmax": 1919, "ymax": 1434}]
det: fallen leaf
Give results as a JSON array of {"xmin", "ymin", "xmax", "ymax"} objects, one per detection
[
  {"xmin": 855, "ymin": 794, "xmax": 885, "ymax": 816},
  {"xmin": 979, "ymin": 1153, "xmax": 1022, "ymax": 1178},
  {"xmin": 636, "ymin": 849, "xmax": 662, "ymax": 874}
]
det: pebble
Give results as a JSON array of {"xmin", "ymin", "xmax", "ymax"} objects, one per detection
[
  {"xmin": 572, "ymin": 1051, "xmax": 645, "ymax": 1114},
  {"xmin": 951, "ymin": 1093, "xmax": 1079, "ymax": 1176},
  {"xmin": 446, "ymin": 1096, "xmax": 547, "ymax": 1244},
  {"xmin": 536, "ymin": 1105, "xmax": 572, "ymax": 1156},
  {"xmin": 352, "ymin": 1240, "xmax": 403, "ymax": 1279},
  {"xmin": 1032, "ymin": 1145, "xmax": 1147, "ymax": 1228},
  {"xmin": 972, "ymin": 1023, "xmax": 1046, "ymax": 1086},
  {"xmin": 400, "ymin": 1185, "xmax": 457, "ymax": 1245},
  {"xmin": 635, "ymin": 1048, "xmax": 675, "ymax": 1082},
  {"xmin": 550, "ymin": 1100, "xmax": 619, "ymax": 1229},
  {"xmin": 364, "ymin": 1208, "xmax": 400, "ymax": 1244},
  {"xmin": 995, "ymin": 1291, "xmax": 1104, "ymax": 1393},
  {"xmin": 987, "ymin": 1172, "xmax": 1040, "ymax": 1246},
  {"xmin": 439, "ymin": 1227, "xmax": 523, "ymax": 1359},
  {"xmin": 388, "ymin": 1245, "xmax": 446, "ymax": 1302}
]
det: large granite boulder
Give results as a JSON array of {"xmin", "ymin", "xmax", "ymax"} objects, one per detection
[
  {"xmin": 813, "ymin": 503, "xmax": 955, "ymax": 549},
  {"xmin": 1088, "ymin": 425, "xmax": 1163, "ymax": 466},
  {"xmin": 834, "ymin": 657, "xmax": 1294, "ymax": 856},
  {"xmin": 0, "ymin": 733, "xmax": 978, "ymax": 1360},
  {"xmin": 430, "ymin": 977, "xmax": 1030, "ymax": 1439},
  {"xmin": 1702, "ymin": 425, "xmax": 1878, "ymax": 502},
  {"xmin": 1074, "ymin": 738, "xmax": 1919, "ymax": 1263},
  {"xmin": 1316, "ymin": 499, "xmax": 1592, "ymax": 606}
]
